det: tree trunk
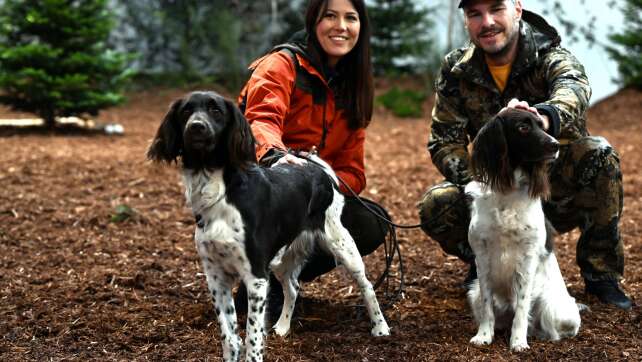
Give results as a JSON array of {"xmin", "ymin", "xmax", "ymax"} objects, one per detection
[
  {"xmin": 42, "ymin": 110, "xmax": 56, "ymax": 129},
  {"xmin": 447, "ymin": 0, "xmax": 456, "ymax": 51}
]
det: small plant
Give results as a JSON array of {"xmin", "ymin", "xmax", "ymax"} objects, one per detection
[
  {"xmin": 110, "ymin": 204, "xmax": 137, "ymax": 223},
  {"xmin": 376, "ymin": 86, "xmax": 426, "ymax": 118}
]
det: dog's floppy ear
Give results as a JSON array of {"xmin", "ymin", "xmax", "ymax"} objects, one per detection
[
  {"xmin": 471, "ymin": 115, "xmax": 512, "ymax": 193},
  {"xmin": 147, "ymin": 98, "xmax": 183, "ymax": 163},
  {"xmin": 224, "ymin": 98, "xmax": 257, "ymax": 169}
]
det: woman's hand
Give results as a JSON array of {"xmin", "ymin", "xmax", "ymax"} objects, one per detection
[{"xmin": 271, "ymin": 153, "xmax": 307, "ymax": 167}]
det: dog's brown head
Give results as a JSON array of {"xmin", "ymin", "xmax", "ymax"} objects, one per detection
[{"xmin": 470, "ymin": 108, "xmax": 559, "ymax": 198}]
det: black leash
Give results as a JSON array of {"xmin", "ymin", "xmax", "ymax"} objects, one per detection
[
  {"xmin": 289, "ymin": 148, "xmax": 467, "ymax": 230},
  {"xmin": 288, "ymin": 149, "xmax": 469, "ymax": 310},
  {"xmin": 331, "ymin": 170, "xmax": 404, "ymax": 309}
]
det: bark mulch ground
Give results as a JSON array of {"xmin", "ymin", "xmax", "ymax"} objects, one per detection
[{"xmin": 1, "ymin": 87, "xmax": 640, "ymax": 361}]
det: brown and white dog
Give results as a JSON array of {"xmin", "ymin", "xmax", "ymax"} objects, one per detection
[{"xmin": 466, "ymin": 108, "xmax": 581, "ymax": 351}]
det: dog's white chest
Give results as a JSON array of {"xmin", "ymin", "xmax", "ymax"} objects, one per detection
[
  {"xmin": 467, "ymin": 182, "xmax": 547, "ymax": 297},
  {"xmin": 467, "ymin": 182, "xmax": 545, "ymax": 244},
  {"xmin": 183, "ymin": 170, "xmax": 248, "ymax": 275}
]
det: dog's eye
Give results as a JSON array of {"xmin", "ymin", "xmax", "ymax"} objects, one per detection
[
  {"xmin": 208, "ymin": 106, "xmax": 221, "ymax": 115},
  {"xmin": 518, "ymin": 124, "xmax": 530, "ymax": 134}
]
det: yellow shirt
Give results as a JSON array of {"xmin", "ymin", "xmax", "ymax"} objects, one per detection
[{"xmin": 487, "ymin": 62, "xmax": 512, "ymax": 92}]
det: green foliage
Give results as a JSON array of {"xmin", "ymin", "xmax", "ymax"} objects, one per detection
[
  {"xmin": 0, "ymin": 0, "xmax": 132, "ymax": 127},
  {"xmin": 115, "ymin": 1, "xmax": 285, "ymax": 92},
  {"xmin": 605, "ymin": 0, "xmax": 642, "ymax": 89},
  {"xmin": 368, "ymin": 0, "xmax": 441, "ymax": 76},
  {"xmin": 270, "ymin": 1, "xmax": 306, "ymax": 45},
  {"xmin": 110, "ymin": 204, "xmax": 137, "ymax": 223},
  {"xmin": 376, "ymin": 86, "xmax": 426, "ymax": 118},
  {"xmin": 214, "ymin": 8, "xmax": 243, "ymax": 90}
]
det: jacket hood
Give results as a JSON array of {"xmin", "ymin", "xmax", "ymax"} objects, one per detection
[
  {"xmin": 270, "ymin": 30, "xmax": 322, "ymax": 70},
  {"xmin": 271, "ymin": 30, "xmax": 344, "ymax": 82},
  {"xmin": 521, "ymin": 10, "xmax": 560, "ymax": 51}
]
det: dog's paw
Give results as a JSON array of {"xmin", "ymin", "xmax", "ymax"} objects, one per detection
[
  {"xmin": 272, "ymin": 321, "xmax": 291, "ymax": 337},
  {"xmin": 510, "ymin": 338, "xmax": 530, "ymax": 352},
  {"xmin": 371, "ymin": 321, "xmax": 390, "ymax": 337},
  {"xmin": 470, "ymin": 333, "xmax": 493, "ymax": 346}
]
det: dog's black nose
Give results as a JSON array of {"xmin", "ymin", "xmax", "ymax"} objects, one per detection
[
  {"xmin": 546, "ymin": 139, "xmax": 560, "ymax": 153},
  {"xmin": 188, "ymin": 121, "xmax": 207, "ymax": 133}
]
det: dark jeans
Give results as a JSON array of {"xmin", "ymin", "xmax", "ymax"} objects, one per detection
[{"xmin": 298, "ymin": 196, "xmax": 390, "ymax": 281}]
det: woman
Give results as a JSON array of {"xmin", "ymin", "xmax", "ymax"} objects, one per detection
[{"xmin": 238, "ymin": 0, "xmax": 389, "ymax": 314}]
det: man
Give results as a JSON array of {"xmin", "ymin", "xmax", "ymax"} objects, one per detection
[{"xmin": 418, "ymin": 0, "xmax": 632, "ymax": 309}]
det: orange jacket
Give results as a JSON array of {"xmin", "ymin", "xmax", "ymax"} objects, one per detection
[{"xmin": 238, "ymin": 49, "xmax": 366, "ymax": 194}]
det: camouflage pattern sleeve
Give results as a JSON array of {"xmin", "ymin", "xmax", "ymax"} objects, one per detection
[
  {"xmin": 536, "ymin": 47, "xmax": 591, "ymax": 139},
  {"xmin": 428, "ymin": 60, "xmax": 473, "ymax": 185}
]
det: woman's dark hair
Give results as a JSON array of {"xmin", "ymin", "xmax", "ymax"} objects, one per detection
[{"xmin": 305, "ymin": 0, "xmax": 374, "ymax": 129}]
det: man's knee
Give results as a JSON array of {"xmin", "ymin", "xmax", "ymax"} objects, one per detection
[
  {"xmin": 418, "ymin": 182, "xmax": 467, "ymax": 236},
  {"xmin": 553, "ymin": 136, "xmax": 623, "ymax": 219},
  {"xmin": 417, "ymin": 182, "xmax": 473, "ymax": 261},
  {"xmin": 569, "ymin": 136, "xmax": 622, "ymax": 188}
]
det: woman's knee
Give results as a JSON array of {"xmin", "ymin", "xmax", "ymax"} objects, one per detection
[
  {"xmin": 299, "ymin": 197, "xmax": 390, "ymax": 282},
  {"xmin": 341, "ymin": 197, "xmax": 389, "ymax": 256}
]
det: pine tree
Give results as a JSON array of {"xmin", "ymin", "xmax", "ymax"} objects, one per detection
[
  {"xmin": 0, "ymin": 0, "xmax": 131, "ymax": 128},
  {"xmin": 368, "ymin": 0, "xmax": 440, "ymax": 76},
  {"xmin": 606, "ymin": 0, "xmax": 642, "ymax": 89}
]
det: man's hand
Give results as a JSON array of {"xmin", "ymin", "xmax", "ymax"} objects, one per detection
[{"xmin": 502, "ymin": 98, "xmax": 550, "ymax": 130}]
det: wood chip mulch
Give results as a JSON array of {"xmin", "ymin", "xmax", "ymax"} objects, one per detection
[{"xmin": 1, "ymin": 87, "xmax": 640, "ymax": 361}]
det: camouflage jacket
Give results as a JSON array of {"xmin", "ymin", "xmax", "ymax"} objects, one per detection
[{"xmin": 428, "ymin": 10, "xmax": 591, "ymax": 185}]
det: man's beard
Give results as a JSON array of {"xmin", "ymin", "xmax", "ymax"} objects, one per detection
[{"xmin": 475, "ymin": 19, "xmax": 520, "ymax": 58}]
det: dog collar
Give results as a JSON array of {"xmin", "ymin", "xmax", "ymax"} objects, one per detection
[
  {"xmin": 193, "ymin": 193, "xmax": 226, "ymax": 229},
  {"xmin": 195, "ymin": 214, "xmax": 205, "ymax": 228}
]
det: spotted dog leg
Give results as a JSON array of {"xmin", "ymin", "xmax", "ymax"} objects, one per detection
[
  {"xmin": 198, "ymin": 250, "xmax": 241, "ymax": 362},
  {"xmin": 270, "ymin": 237, "xmax": 313, "ymax": 336},
  {"xmin": 323, "ymin": 209, "xmax": 390, "ymax": 336},
  {"xmin": 244, "ymin": 277, "xmax": 269, "ymax": 362},
  {"xmin": 470, "ymin": 258, "xmax": 495, "ymax": 346},
  {"xmin": 510, "ymin": 256, "xmax": 537, "ymax": 352}
]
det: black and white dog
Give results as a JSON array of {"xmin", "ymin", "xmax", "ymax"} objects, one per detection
[
  {"xmin": 147, "ymin": 91, "xmax": 389, "ymax": 362},
  {"xmin": 466, "ymin": 108, "xmax": 581, "ymax": 351}
]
